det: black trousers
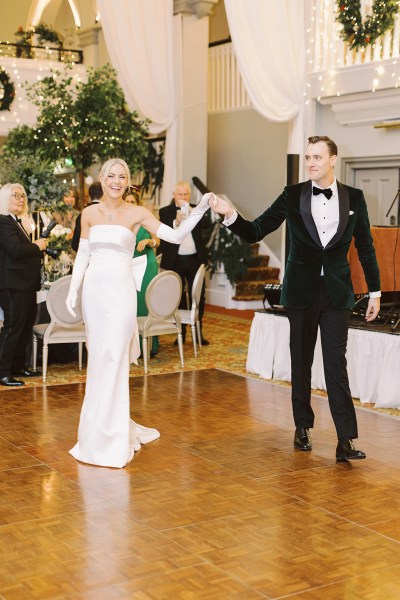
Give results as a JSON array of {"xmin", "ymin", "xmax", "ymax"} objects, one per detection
[
  {"xmin": 0, "ymin": 289, "xmax": 37, "ymax": 376},
  {"xmin": 285, "ymin": 278, "xmax": 357, "ymax": 440},
  {"xmin": 174, "ymin": 254, "xmax": 206, "ymax": 326}
]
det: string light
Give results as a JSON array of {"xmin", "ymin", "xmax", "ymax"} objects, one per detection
[{"xmin": 304, "ymin": 0, "xmax": 400, "ymax": 106}]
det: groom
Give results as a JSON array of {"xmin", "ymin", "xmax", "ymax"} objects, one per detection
[{"xmin": 209, "ymin": 136, "xmax": 381, "ymax": 462}]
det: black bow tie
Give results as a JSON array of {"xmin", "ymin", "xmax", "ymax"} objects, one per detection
[{"xmin": 313, "ymin": 187, "xmax": 333, "ymax": 199}]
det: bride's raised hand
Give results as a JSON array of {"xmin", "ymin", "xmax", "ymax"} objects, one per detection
[{"xmin": 208, "ymin": 194, "xmax": 233, "ymax": 217}]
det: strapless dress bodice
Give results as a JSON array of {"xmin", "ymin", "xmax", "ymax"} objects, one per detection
[{"xmin": 88, "ymin": 224, "xmax": 136, "ymax": 257}]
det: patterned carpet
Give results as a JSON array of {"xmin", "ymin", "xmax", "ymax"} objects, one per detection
[{"xmin": 5, "ymin": 306, "xmax": 400, "ymax": 418}]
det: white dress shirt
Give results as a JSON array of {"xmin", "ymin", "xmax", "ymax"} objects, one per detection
[
  {"xmin": 173, "ymin": 208, "xmax": 197, "ymax": 255},
  {"xmin": 311, "ymin": 178, "xmax": 339, "ymax": 250}
]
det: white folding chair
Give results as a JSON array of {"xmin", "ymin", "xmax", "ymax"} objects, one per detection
[
  {"xmin": 137, "ymin": 270, "xmax": 184, "ymax": 373},
  {"xmin": 32, "ymin": 275, "xmax": 86, "ymax": 382},
  {"xmin": 177, "ymin": 264, "xmax": 206, "ymax": 357}
]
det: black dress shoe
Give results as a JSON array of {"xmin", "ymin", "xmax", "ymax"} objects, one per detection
[
  {"xmin": 12, "ymin": 369, "xmax": 41, "ymax": 378},
  {"xmin": 336, "ymin": 439, "xmax": 366, "ymax": 462},
  {"xmin": 0, "ymin": 376, "xmax": 25, "ymax": 387},
  {"xmin": 294, "ymin": 427, "xmax": 312, "ymax": 451},
  {"xmin": 200, "ymin": 338, "xmax": 210, "ymax": 346}
]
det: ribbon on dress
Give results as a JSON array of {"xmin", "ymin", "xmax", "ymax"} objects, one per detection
[{"xmin": 130, "ymin": 255, "xmax": 147, "ymax": 292}]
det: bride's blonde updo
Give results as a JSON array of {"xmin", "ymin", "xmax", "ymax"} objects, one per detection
[{"xmin": 99, "ymin": 158, "xmax": 131, "ymax": 191}]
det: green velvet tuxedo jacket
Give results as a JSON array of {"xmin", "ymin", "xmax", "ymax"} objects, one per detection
[{"xmin": 227, "ymin": 180, "xmax": 380, "ymax": 309}]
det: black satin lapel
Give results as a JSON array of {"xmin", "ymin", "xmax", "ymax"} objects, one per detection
[
  {"xmin": 300, "ymin": 180, "xmax": 322, "ymax": 247},
  {"xmin": 325, "ymin": 182, "xmax": 349, "ymax": 249},
  {"xmin": 7, "ymin": 214, "xmax": 31, "ymax": 241}
]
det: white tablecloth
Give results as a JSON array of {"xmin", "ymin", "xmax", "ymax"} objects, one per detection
[{"xmin": 246, "ymin": 311, "xmax": 400, "ymax": 408}]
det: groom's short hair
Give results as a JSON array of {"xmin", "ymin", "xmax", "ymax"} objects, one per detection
[{"xmin": 307, "ymin": 136, "xmax": 337, "ymax": 157}]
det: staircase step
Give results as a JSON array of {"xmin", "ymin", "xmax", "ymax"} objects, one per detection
[
  {"xmin": 232, "ymin": 294, "xmax": 266, "ymax": 301},
  {"xmin": 250, "ymin": 255, "xmax": 270, "ymax": 267},
  {"xmin": 243, "ymin": 266, "xmax": 280, "ymax": 282},
  {"xmin": 234, "ymin": 278, "xmax": 280, "ymax": 299}
]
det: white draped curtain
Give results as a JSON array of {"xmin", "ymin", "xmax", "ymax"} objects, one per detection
[
  {"xmin": 224, "ymin": 0, "xmax": 306, "ymax": 154},
  {"xmin": 96, "ymin": 0, "xmax": 180, "ymax": 206}
]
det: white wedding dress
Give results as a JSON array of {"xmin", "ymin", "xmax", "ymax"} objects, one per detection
[{"xmin": 69, "ymin": 224, "xmax": 160, "ymax": 468}]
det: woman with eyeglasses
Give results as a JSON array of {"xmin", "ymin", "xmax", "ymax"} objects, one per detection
[{"xmin": 0, "ymin": 183, "xmax": 48, "ymax": 386}]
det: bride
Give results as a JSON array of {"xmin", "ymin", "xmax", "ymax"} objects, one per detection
[{"xmin": 66, "ymin": 158, "xmax": 213, "ymax": 468}]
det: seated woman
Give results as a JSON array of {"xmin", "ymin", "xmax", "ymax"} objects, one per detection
[
  {"xmin": 125, "ymin": 187, "xmax": 160, "ymax": 357},
  {"xmin": 54, "ymin": 188, "xmax": 80, "ymax": 230}
]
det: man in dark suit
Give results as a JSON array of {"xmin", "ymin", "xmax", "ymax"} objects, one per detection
[
  {"xmin": 71, "ymin": 181, "xmax": 103, "ymax": 251},
  {"xmin": 0, "ymin": 184, "xmax": 47, "ymax": 386},
  {"xmin": 159, "ymin": 181, "xmax": 210, "ymax": 344},
  {"xmin": 209, "ymin": 136, "xmax": 380, "ymax": 462}
]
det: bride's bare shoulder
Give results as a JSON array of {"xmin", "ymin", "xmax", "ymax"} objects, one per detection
[
  {"xmin": 81, "ymin": 202, "xmax": 104, "ymax": 226},
  {"xmin": 125, "ymin": 203, "xmax": 149, "ymax": 218},
  {"xmin": 85, "ymin": 202, "xmax": 102, "ymax": 211}
]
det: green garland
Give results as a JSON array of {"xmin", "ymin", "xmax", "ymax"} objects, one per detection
[
  {"xmin": 336, "ymin": 0, "xmax": 399, "ymax": 50},
  {"xmin": 0, "ymin": 68, "xmax": 16, "ymax": 111},
  {"xmin": 33, "ymin": 23, "xmax": 63, "ymax": 47}
]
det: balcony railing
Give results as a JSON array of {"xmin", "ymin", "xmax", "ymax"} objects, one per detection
[
  {"xmin": 208, "ymin": 39, "xmax": 251, "ymax": 113},
  {"xmin": 0, "ymin": 42, "xmax": 83, "ymax": 64},
  {"xmin": 308, "ymin": 0, "xmax": 400, "ymax": 73}
]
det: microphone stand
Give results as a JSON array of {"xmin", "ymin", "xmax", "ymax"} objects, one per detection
[
  {"xmin": 385, "ymin": 190, "xmax": 400, "ymax": 330},
  {"xmin": 385, "ymin": 189, "xmax": 400, "ymax": 220}
]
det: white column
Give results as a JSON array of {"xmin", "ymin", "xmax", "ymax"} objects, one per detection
[
  {"xmin": 77, "ymin": 25, "xmax": 100, "ymax": 68},
  {"xmin": 178, "ymin": 14, "xmax": 209, "ymax": 185}
]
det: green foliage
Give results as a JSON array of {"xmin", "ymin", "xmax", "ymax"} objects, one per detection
[
  {"xmin": 141, "ymin": 140, "xmax": 165, "ymax": 198},
  {"xmin": 336, "ymin": 0, "xmax": 398, "ymax": 50},
  {"xmin": 34, "ymin": 23, "xmax": 63, "ymax": 47},
  {"xmin": 0, "ymin": 68, "xmax": 16, "ymax": 111},
  {"xmin": 0, "ymin": 156, "xmax": 69, "ymax": 212},
  {"xmin": 6, "ymin": 63, "xmax": 151, "ymax": 179},
  {"xmin": 1, "ymin": 63, "xmax": 160, "ymax": 206},
  {"xmin": 204, "ymin": 219, "xmax": 253, "ymax": 285},
  {"xmin": 14, "ymin": 23, "xmax": 63, "ymax": 57},
  {"xmin": 14, "ymin": 26, "xmax": 33, "ymax": 58},
  {"xmin": 1, "ymin": 125, "xmax": 37, "ymax": 158}
]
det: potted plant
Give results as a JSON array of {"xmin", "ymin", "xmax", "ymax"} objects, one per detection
[
  {"xmin": 2, "ymin": 64, "xmax": 154, "ymax": 203},
  {"xmin": 0, "ymin": 155, "xmax": 69, "ymax": 214}
]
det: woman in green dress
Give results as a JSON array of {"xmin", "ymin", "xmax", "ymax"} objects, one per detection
[{"xmin": 127, "ymin": 189, "xmax": 160, "ymax": 357}]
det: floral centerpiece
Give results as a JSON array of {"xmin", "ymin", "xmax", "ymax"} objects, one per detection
[
  {"xmin": 47, "ymin": 224, "xmax": 73, "ymax": 252},
  {"xmin": 43, "ymin": 224, "xmax": 74, "ymax": 281}
]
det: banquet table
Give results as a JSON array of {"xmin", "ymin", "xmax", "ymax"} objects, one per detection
[{"xmin": 246, "ymin": 311, "xmax": 400, "ymax": 409}]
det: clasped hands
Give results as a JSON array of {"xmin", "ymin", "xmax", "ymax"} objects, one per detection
[{"xmin": 201, "ymin": 192, "xmax": 235, "ymax": 219}]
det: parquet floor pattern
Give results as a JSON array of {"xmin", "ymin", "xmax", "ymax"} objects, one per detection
[{"xmin": 1, "ymin": 369, "xmax": 400, "ymax": 599}]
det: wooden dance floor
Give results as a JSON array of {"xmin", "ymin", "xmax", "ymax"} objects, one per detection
[{"xmin": 1, "ymin": 369, "xmax": 400, "ymax": 599}]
